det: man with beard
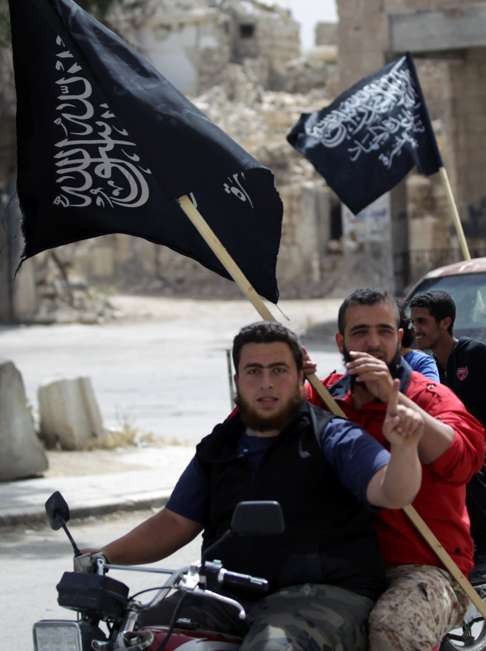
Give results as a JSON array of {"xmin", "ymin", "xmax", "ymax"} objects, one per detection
[
  {"xmin": 77, "ymin": 321, "xmax": 424, "ymax": 651},
  {"xmin": 305, "ymin": 289, "xmax": 485, "ymax": 651}
]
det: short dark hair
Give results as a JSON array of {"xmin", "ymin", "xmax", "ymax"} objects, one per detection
[
  {"xmin": 409, "ymin": 291, "xmax": 456, "ymax": 334},
  {"xmin": 337, "ymin": 288, "xmax": 400, "ymax": 334},
  {"xmin": 232, "ymin": 321, "xmax": 303, "ymax": 372},
  {"xmin": 398, "ymin": 302, "xmax": 415, "ymax": 348}
]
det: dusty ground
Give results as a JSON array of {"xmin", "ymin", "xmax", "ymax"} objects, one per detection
[
  {"xmin": 108, "ymin": 293, "xmax": 343, "ymax": 332},
  {"xmin": 3, "ymin": 295, "xmax": 343, "ymax": 459},
  {"xmin": 43, "ymin": 448, "xmax": 151, "ymax": 477}
]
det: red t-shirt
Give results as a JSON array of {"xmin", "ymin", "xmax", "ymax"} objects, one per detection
[{"xmin": 306, "ymin": 371, "xmax": 485, "ymax": 575}]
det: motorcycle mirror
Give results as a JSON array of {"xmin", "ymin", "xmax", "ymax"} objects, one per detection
[
  {"xmin": 45, "ymin": 491, "xmax": 70, "ymax": 530},
  {"xmin": 45, "ymin": 491, "xmax": 81, "ymax": 556},
  {"xmin": 231, "ymin": 501, "xmax": 285, "ymax": 536}
]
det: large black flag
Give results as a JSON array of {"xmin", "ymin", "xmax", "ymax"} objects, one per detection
[
  {"xmin": 287, "ymin": 53, "xmax": 442, "ymax": 215},
  {"xmin": 9, "ymin": 0, "xmax": 282, "ymax": 302}
]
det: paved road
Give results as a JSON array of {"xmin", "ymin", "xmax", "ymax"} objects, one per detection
[
  {"xmin": 0, "ymin": 296, "xmax": 343, "ymax": 444},
  {"xmin": 1, "ymin": 509, "xmax": 202, "ymax": 651}
]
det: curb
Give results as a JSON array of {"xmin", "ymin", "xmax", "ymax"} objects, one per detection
[{"xmin": 0, "ymin": 493, "xmax": 170, "ymax": 528}]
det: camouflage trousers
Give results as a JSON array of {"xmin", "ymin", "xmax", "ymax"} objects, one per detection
[
  {"xmin": 241, "ymin": 583, "xmax": 374, "ymax": 651},
  {"xmin": 368, "ymin": 564, "xmax": 469, "ymax": 651},
  {"xmin": 141, "ymin": 583, "xmax": 374, "ymax": 650}
]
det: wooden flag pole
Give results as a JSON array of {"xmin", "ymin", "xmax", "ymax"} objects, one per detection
[
  {"xmin": 439, "ymin": 167, "xmax": 471, "ymax": 261},
  {"xmin": 177, "ymin": 195, "xmax": 274, "ymax": 320},
  {"xmin": 177, "ymin": 195, "xmax": 346, "ymax": 415},
  {"xmin": 177, "ymin": 192, "xmax": 486, "ymax": 617},
  {"xmin": 404, "ymin": 505, "xmax": 486, "ymax": 616}
]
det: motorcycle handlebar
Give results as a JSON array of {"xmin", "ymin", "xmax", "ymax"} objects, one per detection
[{"xmin": 217, "ymin": 568, "xmax": 268, "ymax": 593}]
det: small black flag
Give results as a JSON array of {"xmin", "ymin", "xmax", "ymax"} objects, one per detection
[
  {"xmin": 9, "ymin": 0, "xmax": 282, "ymax": 302},
  {"xmin": 287, "ymin": 53, "xmax": 442, "ymax": 215}
]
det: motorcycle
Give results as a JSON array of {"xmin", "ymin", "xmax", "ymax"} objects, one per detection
[
  {"xmin": 33, "ymin": 491, "xmax": 486, "ymax": 651},
  {"xmin": 32, "ymin": 491, "xmax": 285, "ymax": 651}
]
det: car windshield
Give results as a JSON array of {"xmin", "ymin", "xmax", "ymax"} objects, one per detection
[{"xmin": 409, "ymin": 273, "xmax": 486, "ymax": 342}]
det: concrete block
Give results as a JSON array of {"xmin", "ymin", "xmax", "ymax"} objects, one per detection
[
  {"xmin": 38, "ymin": 377, "xmax": 105, "ymax": 450},
  {"xmin": 0, "ymin": 359, "xmax": 48, "ymax": 481},
  {"xmin": 389, "ymin": 7, "xmax": 486, "ymax": 53}
]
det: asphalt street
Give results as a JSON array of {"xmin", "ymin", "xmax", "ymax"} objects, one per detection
[
  {"xmin": 0, "ymin": 296, "xmax": 343, "ymax": 444},
  {"xmin": 1, "ymin": 509, "xmax": 202, "ymax": 651}
]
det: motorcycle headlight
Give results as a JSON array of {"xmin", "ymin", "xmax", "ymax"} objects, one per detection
[{"xmin": 33, "ymin": 620, "xmax": 83, "ymax": 651}]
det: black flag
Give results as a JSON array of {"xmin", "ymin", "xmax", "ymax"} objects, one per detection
[
  {"xmin": 287, "ymin": 53, "xmax": 442, "ymax": 215},
  {"xmin": 9, "ymin": 0, "xmax": 282, "ymax": 302}
]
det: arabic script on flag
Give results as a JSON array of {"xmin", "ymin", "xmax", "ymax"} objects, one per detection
[
  {"xmin": 53, "ymin": 36, "xmax": 152, "ymax": 210},
  {"xmin": 304, "ymin": 59, "xmax": 427, "ymax": 170}
]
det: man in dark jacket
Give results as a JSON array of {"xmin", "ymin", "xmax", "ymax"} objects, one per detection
[
  {"xmin": 411, "ymin": 290, "xmax": 486, "ymax": 566},
  {"xmin": 77, "ymin": 321, "xmax": 423, "ymax": 651}
]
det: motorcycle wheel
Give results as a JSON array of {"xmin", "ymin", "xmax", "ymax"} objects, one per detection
[{"xmin": 440, "ymin": 619, "xmax": 486, "ymax": 650}]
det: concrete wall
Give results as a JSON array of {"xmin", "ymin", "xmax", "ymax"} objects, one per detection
[
  {"xmin": 72, "ymin": 179, "xmax": 333, "ymax": 300},
  {"xmin": 112, "ymin": 1, "xmax": 299, "ymax": 95},
  {"xmin": 115, "ymin": 4, "xmax": 231, "ymax": 95},
  {"xmin": 314, "ymin": 22, "xmax": 338, "ymax": 47},
  {"xmin": 447, "ymin": 49, "xmax": 486, "ymax": 243}
]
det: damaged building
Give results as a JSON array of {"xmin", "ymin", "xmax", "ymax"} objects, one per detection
[
  {"xmin": 2, "ymin": 0, "xmax": 338, "ymax": 322},
  {"xmin": 336, "ymin": 0, "xmax": 486, "ymax": 288},
  {"xmin": 3, "ymin": 0, "xmax": 481, "ymax": 322}
]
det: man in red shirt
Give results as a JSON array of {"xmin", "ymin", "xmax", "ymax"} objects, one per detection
[{"xmin": 306, "ymin": 288, "xmax": 485, "ymax": 651}]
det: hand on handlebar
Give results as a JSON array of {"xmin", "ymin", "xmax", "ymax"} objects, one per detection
[{"xmin": 73, "ymin": 550, "xmax": 108, "ymax": 574}]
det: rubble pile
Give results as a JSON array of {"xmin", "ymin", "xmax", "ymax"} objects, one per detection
[
  {"xmin": 194, "ymin": 62, "xmax": 329, "ymax": 186},
  {"xmin": 271, "ymin": 46, "xmax": 337, "ymax": 95},
  {"xmin": 18, "ymin": 248, "xmax": 118, "ymax": 325}
]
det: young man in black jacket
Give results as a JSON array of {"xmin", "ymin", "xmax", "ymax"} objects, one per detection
[{"xmin": 411, "ymin": 290, "xmax": 486, "ymax": 565}]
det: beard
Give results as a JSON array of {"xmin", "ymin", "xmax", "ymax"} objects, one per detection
[
  {"xmin": 236, "ymin": 387, "xmax": 303, "ymax": 432},
  {"xmin": 342, "ymin": 344, "xmax": 402, "ymax": 378}
]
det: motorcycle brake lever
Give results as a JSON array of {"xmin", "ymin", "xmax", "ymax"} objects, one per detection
[{"xmin": 190, "ymin": 587, "xmax": 247, "ymax": 620}]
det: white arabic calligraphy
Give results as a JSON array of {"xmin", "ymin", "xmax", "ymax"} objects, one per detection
[
  {"xmin": 305, "ymin": 58, "xmax": 426, "ymax": 169},
  {"xmin": 53, "ymin": 36, "xmax": 152, "ymax": 209},
  {"xmin": 223, "ymin": 172, "xmax": 254, "ymax": 208}
]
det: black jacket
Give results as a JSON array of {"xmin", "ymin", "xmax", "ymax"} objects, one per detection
[
  {"xmin": 195, "ymin": 402, "xmax": 385, "ymax": 600},
  {"xmin": 439, "ymin": 337, "xmax": 486, "ymax": 427}
]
